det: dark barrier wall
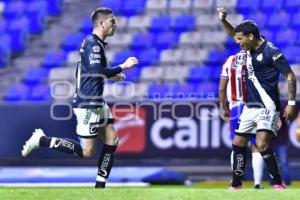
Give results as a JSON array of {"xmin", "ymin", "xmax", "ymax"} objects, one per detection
[{"xmin": 0, "ymin": 102, "xmax": 299, "ymax": 163}]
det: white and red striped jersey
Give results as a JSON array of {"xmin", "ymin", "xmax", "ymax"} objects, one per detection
[{"xmin": 220, "ymin": 51, "xmax": 247, "ymax": 106}]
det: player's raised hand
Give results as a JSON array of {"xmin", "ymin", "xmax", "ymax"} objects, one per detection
[
  {"xmin": 217, "ymin": 6, "xmax": 227, "ymax": 21},
  {"xmin": 120, "ymin": 57, "xmax": 139, "ymax": 69}
]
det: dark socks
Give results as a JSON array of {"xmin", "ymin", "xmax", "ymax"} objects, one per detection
[
  {"xmin": 260, "ymin": 147, "xmax": 282, "ymax": 185},
  {"xmin": 95, "ymin": 144, "xmax": 117, "ymax": 188},
  {"xmin": 231, "ymin": 144, "xmax": 247, "ymax": 187},
  {"xmin": 39, "ymin": 136, "xmax": 83, "ymax": 157}
]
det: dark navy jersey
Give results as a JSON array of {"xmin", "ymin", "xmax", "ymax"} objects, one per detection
[
  {"xmin": 73, "ymin": 34, "xmax": 122, "ymax": 108},
  {"xmin": 245, "ymin": 39, "xmax": 291, "ymax": 111}
]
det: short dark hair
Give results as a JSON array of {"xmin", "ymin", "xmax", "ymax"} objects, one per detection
[
  {"xmin": 234, "ymin": 20, "xmax": 260, "ymax": 39},
  {"xmin": 91, "ymin": 7, "xmax": 113, "ymax": 26}
]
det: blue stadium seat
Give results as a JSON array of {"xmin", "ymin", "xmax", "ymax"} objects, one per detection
[
  {"xmin": 23, "ymin": 67, "xmax": 49, "ymax": 85},
  {"xmin": 154, "ymin": 31, "xmax": 178, "ymax": 50},
  {"xmin": 27, "ymin": 84, "xmax": 50, "ymax": 101},
  {"xmin": 111, "ymin": 50, "xmax": 136, "ymax": 66},
  {"xmin": 2, "ymin": 1, "xmax": 25, "ymax": 20},
  {"xmin": 284, "ymin": 0, "xmax": 300, "ymax": 13},
  {"xmin": 25, "ymin": 0, "xmax": 47, "ymax": 34},
  {"xmin": 80, "ymin": 16, "xmax": 93, "ymax": 35},
  {"xmin": 46, "ymin": 0, "xmax": 63, "ymax": 16},
  {"xmin": 260, "ymin": 29, "xmax": 274, "ymax": 41},
  {"xmin": 138, "ymin": 48, "xmax": 159, "ymax": 67},
  {"xmin": 147, "ymin": 83, "xmax": 171, "ymax": 99},
  {"xmin": 6, "ymin": 17, "xmax": 30, "ymax": 53},
  {"xmin": 195, "ymin": 82, "xmax": 219, "ymax": 98},
  {"xmin": 123, "ymin": 67, "xmax": 140, "ymax": 82},
  {"xmin": 120, "ymin": 0, "xmax": 145, "ymax": 16},
  {"xmin": 0, "ymin": 34, "xmax": 11, "ymax": 68},
  {"xmin": 187, "ymin": 66, "xmax": 212, "ymax": 83},
  {"xmin": 131, "ymin": 32, "xmax": 154, "ymax": 50},
  {"xmin": 236, "ymin": 0, "xmax": 260, "ymax": 15},
  {"xmin": 246, "ymin": 12, "xmax": 268, "ymax": 29},
  {"xmin": 206, "ymin": 48, "xmax": 229, "ymax": 65},
  {"xmin": 4, "ymin": 84, "xmax": 29, "ymax": 102},
  {"xmin": 61, "ymin": 32, "xmax": 85, "ymax": 52},
  {"xmin": 290, "ymin": 12, "xmax": 300, "ymax": 29},
  {"xmin": 149, "ymin": 15, "xmax": 172, "ymax": 33},
  {"xmin": 274, "ymin": 29, "xmax": 297, "ymax": 49},
  {"xmin": 267, "ymin": 12, "xmax": 291, "ymax": 31},
  {"xmin": 282, "ymin": 46, "xmax": 300, "ymax": 64},
  {"xmin": 171, "ymin": 83, "xmax": 195, "ymax": 99},
  {"xmin": 260, "ymin": 0, "xmax": 284, "ymax": 15},
  {"xmin": 41, "ymin": 50, "xmax": 67, "ymax": 69},
  {"xmin": 100, "ymin": 0, "xmax": 122, "ymax": 15},
  {"xmin": 171, "ymin": 15, "xmax": 196, "ymax": 33}
]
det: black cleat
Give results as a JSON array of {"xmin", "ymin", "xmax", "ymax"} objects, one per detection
[
  {"xmin": 95, "ymin": 181, "xmax": 106, "ymax": 188},
  {"xmin": 254, "ymin": 184, "xmax": 264, "ymax": 189}
]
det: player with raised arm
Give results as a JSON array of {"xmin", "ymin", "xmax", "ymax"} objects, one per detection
[
  {"xmin": 21, "ymin": 7, "xmax": 139, "ymax": 188},
  {"xmin": 219, "ymin": 51, "xmax": 264, "ymax": 189},
  {"xmin": 217, "ymin": 6, "xmax": 297, "ymax": 190}
]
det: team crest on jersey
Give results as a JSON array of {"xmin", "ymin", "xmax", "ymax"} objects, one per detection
[
  {"xmin": 92, "ymin": 45, "xmax": 100, "ymax": 53},
  {"xmin": 256, "ymin": 53, "xmax": 263, "ymax": 61}
]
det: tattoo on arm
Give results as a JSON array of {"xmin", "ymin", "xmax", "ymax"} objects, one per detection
[{"xmin": 288, "ymin": 79, "xmax": 296, "ymax": 101}]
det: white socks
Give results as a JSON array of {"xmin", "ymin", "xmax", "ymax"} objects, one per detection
[{"xmin": 252, "ymin": 152, "xmax": 264, "ymax": 185}]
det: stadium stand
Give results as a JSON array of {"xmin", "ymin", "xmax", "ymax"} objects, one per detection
[{"xmin": 0, "ymin": 0, "xmax": 299, "ymax": 103}]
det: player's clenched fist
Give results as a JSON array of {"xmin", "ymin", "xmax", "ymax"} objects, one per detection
[
  {"xmin": 119, "ymin": 57, "xmax": 139, "ymax": 69},
  {"xmin": 217, "ymin": 6, "xmax": 227, "ymax": 21}
]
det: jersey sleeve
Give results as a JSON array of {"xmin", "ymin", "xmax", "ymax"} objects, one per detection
[
  {"xmin": 220, "ymin": 56, "xmax": 233, "ymax": 79},
  {"xmin": 271, "ymin": 49, "xmax": 291, "ymax": 75},
  {"xmin": 85, "ymin": 41, "xmax": 122, "ymax": 78}
]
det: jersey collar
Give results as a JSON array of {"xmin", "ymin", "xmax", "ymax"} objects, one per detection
[
  {"xmin": 250, "ymin": 37, "xmax": 267, "ymax": 55},
  {"xmin": 92, "ymin": 33, "xmax": 108, "ymax": 47}
]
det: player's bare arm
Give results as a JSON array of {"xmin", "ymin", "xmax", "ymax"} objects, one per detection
[
  {"xmin": 284, "ymin": 69, "xmax": 297, "ymax": 121},
  {"xmin": 219, "ymin": 78, "xmax": 230, "ymax": 122},
  {"xmin": 217, "ymin": 6, "xmax": 235, "ymax": 37}
]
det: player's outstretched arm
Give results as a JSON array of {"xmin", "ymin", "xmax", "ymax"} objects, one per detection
[
  {"xmin": 217, "ymin": 6, "xmax": 235, "ymax": 37},
  {"xmin": 283, "ymin": 69, "xmax": 297, "ymax": 122},
  {"xmin": 119, "ymin": 57, "xmax": 139, "ymax": 70}
]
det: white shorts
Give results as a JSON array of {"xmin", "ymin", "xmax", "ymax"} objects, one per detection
[
  {"xmin": 235, "ymin": 106, "xmax": 280, "ymax": 137},
  {"xmin": 73, "ymin": 103, "xmax": 114, "ymax": 138}
]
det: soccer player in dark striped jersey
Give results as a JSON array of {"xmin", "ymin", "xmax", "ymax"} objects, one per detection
[
  {"xmin": 22, "ymin": 7, "xmax": 139, "ymax": 188},
  {"xmin": 217, "ymin": 6, "xmax": 297, "ymax": 190},
  {"xmin": 219, "ymin": 51, "xmax": 264, "ymax": 189}
]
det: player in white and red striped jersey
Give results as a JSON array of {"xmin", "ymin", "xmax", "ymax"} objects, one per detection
[{"xmin": 219, "ymin": 50, "xmax": 264, "ymax": 189}]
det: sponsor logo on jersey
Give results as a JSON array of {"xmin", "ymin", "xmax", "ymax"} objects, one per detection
[
  {"xmin": 89, "ymin": 53, "xmax": 101, "ymax": 64},
  {"xmin": 89, "ymin": 59, "xmax": 101, "ymax": 64},
  {"xmin": 272, "ymin": 52, "xmax": 283, "ymax": 61},
  {"xmin": 92, "ymin": 45, "xmax": 100, "ymax": 53},
  {"xmin": 112, "ymin": 107, "xmax": 146, "ymax": 153}
]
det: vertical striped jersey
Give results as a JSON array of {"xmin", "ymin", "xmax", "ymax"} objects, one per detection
[{"xmin": 220, "ymin": 50, "xmax": 247, "ymax": 105}]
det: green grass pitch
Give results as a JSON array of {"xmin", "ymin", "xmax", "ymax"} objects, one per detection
[{"xmin": 1, "ymin": 183, "xmax": 300, "ymax": 200}]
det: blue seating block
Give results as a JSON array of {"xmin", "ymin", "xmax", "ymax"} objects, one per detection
[
  {"xmin": 23, "ymin": 67, "xmax": 49, "ymax": 85},
  {"xmin": 28, "ymin": 84, "xmax": 50, "ymax": 101},
  {"xmin": 4, "ymin": 84, "xmax": 29, "ymax": 102},
  {"xmin": 147, "ymin": 83, "xmax": 171, "ymax": 99},
  {"xmin": 46, "ymin": 0, "xmax": 63, "ymax": 16},
  {"xmin": 41, "ymin": 50, "xmax": 66, "ymax": 69},
  {"xmin": 61, "ymin": 32, "xmax": 85, "ymax": 52}
]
